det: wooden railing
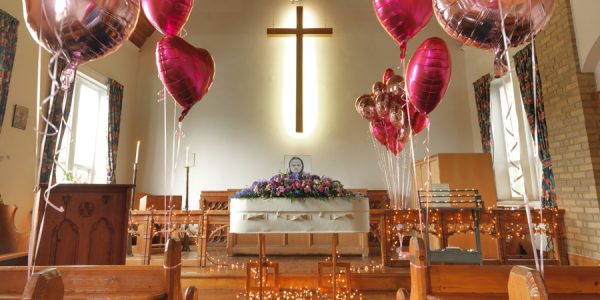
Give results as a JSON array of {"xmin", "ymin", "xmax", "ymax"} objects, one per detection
[{"xmin": 384, "ymin": 208, "xmax": 568, "ymax": 266}]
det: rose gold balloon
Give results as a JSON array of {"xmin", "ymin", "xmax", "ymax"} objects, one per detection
[
  {"xmin": 433, "ymin": 0, "xmax": 554, "ymax": 77},
  {"xmin": 389, "ymin": 103, "xmax": 405, "ymax": 129},
  {"xmin": 386, "ymin": 75, "xmax": 405, "ymax": 96},
  {"xmin": 372, "ymin": 82, "xmax": 386, "ymax": 96},
  {"xmin": 23, "ymin": 0, "xmax": 140, "ymax": 67},
  {"xmin": 375, "ymin": 93, "xmax": 390, "ymax": 117},
  {"xmin": 355, "ymin": 94, "xmax": 378, "ymax": 121}
]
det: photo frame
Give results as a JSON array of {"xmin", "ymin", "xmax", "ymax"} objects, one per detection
[
  {"xmin": 284, "ymin": 155, "xmax": 312, "ymax": 174},
  {"xmin": 11, "ymin": 105, "xmax": 29, "ymax": 130}
]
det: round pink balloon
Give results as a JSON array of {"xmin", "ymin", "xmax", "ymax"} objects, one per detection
[
  {"xmin": 23, "ymin": 0, "xmax": 139, "ymax": 68},
  {"xmin": 373, "ymin": 0, "xmax": 432, "ymax": 57},
  {"xmin": 433, "ymin": 0, "xmax": 554, "ymax": 77},
  {"xmin": 142, "ymin": 0, "xmax": 194, "ymax": 35},
  {"xmin": 157, "ymin": 36, "xmax": 215, "ymax": 122},
  {"xmin": 406, "ymin": 37, "xmax": 451, "ymax": 114}
]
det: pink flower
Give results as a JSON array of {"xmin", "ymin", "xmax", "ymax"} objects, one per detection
[
  {"xmin": 304, "ymin": 186, "xmax": 311, "ymax": 193},
  {"xmin": 278, "ymin": 186, "xmax": 285, "ymax": 193},
  {"xmin": 253, "ymin": 186, "xmax": 259, "ymax": 193}
]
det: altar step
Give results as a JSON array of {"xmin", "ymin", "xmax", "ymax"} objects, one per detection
[{"xmin": 180, "ymin": 268, "xmax": 410, "ymax": 292}]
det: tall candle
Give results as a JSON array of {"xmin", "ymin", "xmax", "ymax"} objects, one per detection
[
  {"xmin": 186, "ymin": 146, "xmax": 190, "ymax": 167},
  {"xmin": 135, "ymin": 140, "xmax": 140, "ymax": 164}
]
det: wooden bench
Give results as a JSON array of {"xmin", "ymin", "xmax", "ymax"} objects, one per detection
[
  {"xmin": 0, "ymin": 238, "xmax": 197, "ymax": 299},
  {"xmin": 0, "ymin": 200, "xmax": 28, "ymax": 266},
  {"xmin": 402, "ymin": 236, "xmax": 600, "ymax": 300}
]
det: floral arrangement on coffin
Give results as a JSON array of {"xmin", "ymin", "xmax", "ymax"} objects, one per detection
[{"xmin": 235, "ymin": 172, "xmax": 354, "ymax": 200}]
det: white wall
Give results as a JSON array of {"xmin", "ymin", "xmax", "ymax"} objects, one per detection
[
  {"xmin": 570, "ymin": 0, "xmax": 600, "ymax": 72},
  {"xmin": 0, "ymin": 1, "xmax": 141, "ymax": 229},
  {"xmin": 596, "ymin": 61, "xmax": 600, "ymax": 91},
  {"xmin": 135, "ymin": 0, "xmax": 478, "ymax": 208}
]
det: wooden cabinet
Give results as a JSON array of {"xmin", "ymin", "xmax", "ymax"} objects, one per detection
[
  {"xmin": 414, "ymin": 153, "xmax": 497, "ymax": 207},
  {"xmin": 36, "ymin": 184, "xmax": 133, "ymax": 265}
]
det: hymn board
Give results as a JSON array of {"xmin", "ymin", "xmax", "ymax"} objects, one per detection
[{"xmin": 267, "ymin": 6, "xmax": 332, "ymax": 133}]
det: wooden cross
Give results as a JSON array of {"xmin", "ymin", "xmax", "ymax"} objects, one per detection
[{"xmin": 267, "ymin": 6, "xmax": 332, "ymax": 133}]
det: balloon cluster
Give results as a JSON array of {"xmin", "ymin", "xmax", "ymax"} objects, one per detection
[
  {"xmin": 356, "ymin": 38, "xmax": 451, "ymax": 156},
  {"xmin": 432, "ymin": 0, "xmax": 554, "ymax": 77},
  {"xmin": 23, "ymin": 0, "xmax": 140, "ymax": 86},
  {"xmin": 143, "ymin": 0, "xmax": 215, "ymax": 122}
]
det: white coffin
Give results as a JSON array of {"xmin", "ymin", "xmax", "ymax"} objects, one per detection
[{"xmin": 229, "ymin": 197, "xmax": 369, "ymax": 234}]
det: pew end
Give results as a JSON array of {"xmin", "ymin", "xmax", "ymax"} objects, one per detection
[
  {"xmin": 185, "ymin": 286, "xmax": 199, "ymax": 300},
  {"xmin": 396, "ymin": 288, "xmax": 409, "ymax": 300},
  {"xmin": 0, "ymin": 201, "xmax": 29, "ymax": 266},
  {"xmin": 508, "ymin": 266, "xmax": 548, "ymax": 300},
  {"xmin": 21, "ymin": 268, "xmax": 64, "ymax": 300}
]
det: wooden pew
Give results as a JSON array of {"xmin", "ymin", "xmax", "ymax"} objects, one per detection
[
  {"xmin": 0, "ymin": 238, "xmax": 194, "ymax": 299},
  {"xmin": 0, "ymin": 200, "xmax": 28, "ymax": 265},
  {"xmin": 508, "ymin": 266, "xmax": 547, "ymax": 300},
  {"xmin": 406, "ymin": 236, "xmax": 600, "ymax": 300},
  {"xmin": 21, "ymin": 268, "xmax": 64, "ymax": 300}
]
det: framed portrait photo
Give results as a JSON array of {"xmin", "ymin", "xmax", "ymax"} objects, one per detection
[
  {"xmin": 11, "ymin": 105, "xmax": 29, "ymax": 130},
  {"xmin": 284, "ymin": 155, "xmax": 312, "ymax": 175}
]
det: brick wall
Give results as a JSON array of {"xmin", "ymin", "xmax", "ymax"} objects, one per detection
[{"xmin": 536, "ymin": 0, "xmax": 600, "ymax": 262}]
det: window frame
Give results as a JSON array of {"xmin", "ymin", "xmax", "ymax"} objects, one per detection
[
  {"xmin": 57, "ymin": 72, "xmax": 109, "ymax": 184},
  {"xmin": 490, "ymin": 75, "xmax": 541, "ymax": 206}
]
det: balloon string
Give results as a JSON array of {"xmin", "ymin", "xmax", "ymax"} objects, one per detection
[
  {"xmin": 163, "ymin": 86, "xmax": 168, "ymax": 245},
  {"xmin": 528, "ymin": 0, "xmax": 544, "ymax": 274},
  {"xmin": 498, "ymin": 0, "xmax": 541, "ymax": 273}
]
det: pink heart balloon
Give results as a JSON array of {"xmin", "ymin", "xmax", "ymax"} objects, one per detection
[
  {"xmin": 406, "ymin": 37, "xmax": 451, "ymax": 114},
  {"xmin": 142, "ymin": 0, "xmax": 194, "ymax": 35},
  {"xmin": 373, "ymin": 0, "xmax": 432, "ymax": 56},
  {"xmin": 157, "ymin": 36, "xmax": 215, "ymax": 121}
]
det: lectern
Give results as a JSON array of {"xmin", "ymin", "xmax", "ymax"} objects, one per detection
[{"xmin": 36, "ymin": 184, "xmax": 134, "ymax": 265}]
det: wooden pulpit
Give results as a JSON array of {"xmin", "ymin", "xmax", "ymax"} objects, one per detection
[{"xmin": 35, "ymin": 184, "xmax": 134, "ymax": 265}]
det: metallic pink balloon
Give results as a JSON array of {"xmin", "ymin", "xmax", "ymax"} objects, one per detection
[
  {"xmin": 373, "ymin": 0, "xmax": 432, "ymax": 57},
  {"xmin": 406, "ymin": 37, "xmax": 451, "ymax": 114},
  {"xmin": 142, "ymin": 0, "xmax": 194, "ymax": 35},
  {"xmin": 411, "ymin": 111, "xmax": 429, "ymax": 134},
  {"xmin": 382, "ymin": 68, "xmax": 395, "ymax": 83},
  {"xmin": 23, "ymin": 0, "xmax": 140, "ymax": 67},
  {"xmin": 157, "ymin": 36, "xmax": 215, "ymax": 122},
  {"xmin": 433, "ymin": 0, "xmax": 554, "ymax": 77},
  {"xmin": 371, "ymin": 119, "xmax": 403, "ymax": 156}
]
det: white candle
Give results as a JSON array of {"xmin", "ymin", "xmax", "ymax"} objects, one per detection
[
  {"xmin": 186, "ymin": 146, "xmax": 190, "ymax": 167},
  {"xmin": 135, "ymin": 140, "xmax": 140, "ymax": 164}
]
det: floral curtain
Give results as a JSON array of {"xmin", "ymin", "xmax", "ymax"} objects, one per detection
[
  {"xmin": 514, "ymin": 44, "xmax": 557, "ymax": 208},
  {"xmin": 107, "ymin": 79, "xmax": 124, "ymax": 184},
  {"xmin": 0, "ymin": 10, "xmax": 19, "ymax": 134},
  {"xmin": 473, "ymin": 74, "xmax": 492, "ymax": 153},
  {"xmin": 39, "ymin": 58, "xmax": 77, "ymax": 184}
]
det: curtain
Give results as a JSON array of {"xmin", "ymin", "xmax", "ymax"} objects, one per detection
[
  {"xmin": 0, "ymin": 10, "xmax": 19, "ymax": 134},
  {"xmin": 514, "ymin": 44, "xmax": 557, "ymax": 208},
  {"xmin": 39, "ymin": 59, "xmax": 77, "ymax": 184},
  {"xmin": 473, "ymin": 74, "xmax": 492, "ymax": 153},
  {"xmin": 107, "ymin": 79, "xmax": 124, "ymax": 184}
]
